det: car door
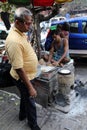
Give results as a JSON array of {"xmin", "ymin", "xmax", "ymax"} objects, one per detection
[{"xmin": 69, "ymin": 20, "xmax": 87, "ymax": 50}]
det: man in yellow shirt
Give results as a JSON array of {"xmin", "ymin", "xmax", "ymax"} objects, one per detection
[{"xmin": 5, "ymin": 7, "xmax": 40, "ymax": 130}]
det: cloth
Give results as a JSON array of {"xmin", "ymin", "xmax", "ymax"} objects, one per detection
[
  {"xmin": 1, "ymin": 12, "xmax": 11, "ymax": 30},
  {"xmin": 53, "ymin": 38, "xmax": 70, "ymax": 61},
  {"xmin": 5, "ymin": 27, "xmax": 38, "ymax": 80},
  {"xmin": 12, "ymin": 78, "xmax": 38, "ymax": 128}
]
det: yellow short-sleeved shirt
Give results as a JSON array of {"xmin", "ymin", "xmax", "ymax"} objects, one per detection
[{"xmin": 5, "ymin": 27, "xmax": 38, "ymax": 80}]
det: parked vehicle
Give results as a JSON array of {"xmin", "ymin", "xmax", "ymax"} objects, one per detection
[
  {"xmin": 40, "ymin": 29, "xmax": 49, "ymax": 50},
  {"xmin": 40, "ymin": 21, "xmax": 49, "ymax": 30},
  {"xmin": 49, "ymin": 16, "xmax": 66, "ymax": 27},
  {"xmin": 45, "ymin": 16, "xmax": 87, "ymax": 57}
]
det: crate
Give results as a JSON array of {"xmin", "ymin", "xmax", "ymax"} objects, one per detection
[{"xmin": 34, "ymin": 74, "xmax": 58, "ymax": 108}]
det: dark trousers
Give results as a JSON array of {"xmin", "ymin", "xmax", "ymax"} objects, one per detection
[{"xmin": 13, "ymin": 78, "xmax": 37, "ymax": 128}]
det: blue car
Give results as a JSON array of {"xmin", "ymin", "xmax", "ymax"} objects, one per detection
[{"xmin": 45, "ymin": 16, "xmax": 87, "ymax": 57}]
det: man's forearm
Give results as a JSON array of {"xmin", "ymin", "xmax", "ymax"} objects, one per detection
[
  {"xmin": 48, "ymin": 53, "xmax": 53, "ymax": 62},
  {"xmin": 58, "ymin": 53, "xmax": 66, "ymax": 63},
  {"xmin": 16, "ymin": 68, "xmax": 33, "ymax": 90}
]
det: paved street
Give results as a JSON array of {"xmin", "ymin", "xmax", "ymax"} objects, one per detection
[{"xmin": 0, "ymin": 85, "xmax": 87, "ymax": 130}]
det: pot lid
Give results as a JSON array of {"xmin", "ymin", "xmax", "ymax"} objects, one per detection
[{"xmin": 58, "ymin": 69, "xmax": 71, "ymax": 75}]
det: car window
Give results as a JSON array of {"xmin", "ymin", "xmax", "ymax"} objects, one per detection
[
  {"xmin": 51, "ymin": 19, "xmax": 58, "ymax": 23},
  {"xmin": 82, "ymin": 22, "xmax": 87, "ymax": 33},
  {"xmin": 69, "ymin": 22, "xmax": 78, "ymax": 33}
]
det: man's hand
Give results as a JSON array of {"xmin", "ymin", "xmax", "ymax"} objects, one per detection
[
  {"xmin": 46, "ymin": 61, "xmax": 51, "ymax": 66},
  {"xmin": 29, "ymin": 87, "xmax": 37, "ymax": 98},
  {"xmin": 51, "ymin": 59, "xmax": 59, "ymax": 66}
]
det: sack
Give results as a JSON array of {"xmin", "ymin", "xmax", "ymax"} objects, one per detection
[
  {"xmin": 1, "ymin": 12, "xmax": 11, "ymax": 30},
  {"xmin": 0, "ymin": 61, "xmax": 14, "ymax": 87}
]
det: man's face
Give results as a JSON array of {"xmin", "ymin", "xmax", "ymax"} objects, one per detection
[
  {"xmin": 53, "ymin": 34, "xmax": 61, "ymax": 42},
  {"xmin": 18, "ymin": 15, "xmax": 33, "ymax": 32}
]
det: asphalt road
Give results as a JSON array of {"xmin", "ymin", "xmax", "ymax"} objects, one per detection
[{"xmin": 74, "ymin": 57, "xmax": 87, "ymax": 84}]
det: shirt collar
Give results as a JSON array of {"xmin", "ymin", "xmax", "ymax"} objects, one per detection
[{"xmin": 13, "ymin": 26, "xmax": 25, "ymax": 37}]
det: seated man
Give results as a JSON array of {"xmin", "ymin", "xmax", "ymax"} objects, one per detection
[{"xmin": 43, "ymin": 29, "xmax": 70, "ymax": 67}]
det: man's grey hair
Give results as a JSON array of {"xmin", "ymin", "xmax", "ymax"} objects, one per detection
[{"xmin": 14, "ymin": 7, "xmax": 32, "ymax": 22}]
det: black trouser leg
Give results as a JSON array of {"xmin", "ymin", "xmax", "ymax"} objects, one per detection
[{"xmin": 13, "ymin": 79, "xmax": 37, "ymax": 127}]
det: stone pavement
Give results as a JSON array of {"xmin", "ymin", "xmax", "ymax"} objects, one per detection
[{"xmin": 0, "ymin": 86, "xmax": 87, "ymax": 130}]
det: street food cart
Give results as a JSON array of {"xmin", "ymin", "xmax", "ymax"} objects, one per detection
[{"xmin": 34, "ymin": 59, "xmax": 78, "ymax": 111}]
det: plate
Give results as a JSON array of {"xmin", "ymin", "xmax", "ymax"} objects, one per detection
[
  {"xmin": 41, "ymin": 65, "xmax": 55, "ymax": 72},
  {"xmin": 58, "ymin": 69, "xmax": 71, "ymax": 75}
]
